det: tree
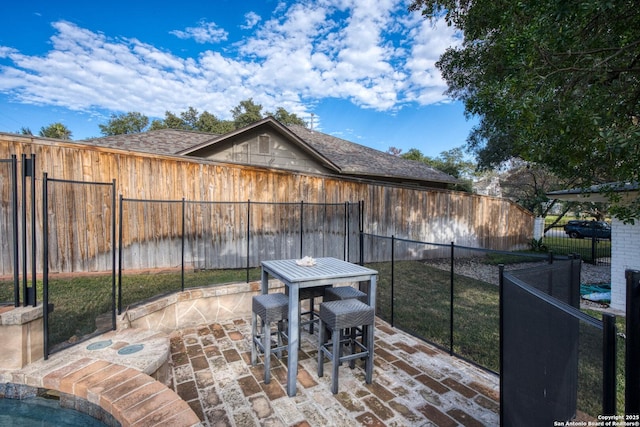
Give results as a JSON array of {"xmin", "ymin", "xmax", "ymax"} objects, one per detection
[
  {"xmin": 97, "ymin": 102, "xmax": 305, "ymax": 137},
  {"xmin": 99, "ymin": 112, "xmax": 149, "ymax": 136},
  {"xmin": 267, "ymin": 107, "xmax": 307, "ymax": 126},
  {"xmin": 148, "ymin": 119, "xmax": 167, "ymax": 131},
  {"xmin": 195, "ymin": 110, "xmax": 234, "ymax": 134},
  {"xmin": 400, "ymin": 147, "xmax": 475, "ymax": 192},
  {"xmin": 409, "ymin": 0, "xmax": 640, "ymax": 221},
  {"xmin": 180, "ymin": 107, "xmax": 200, "ymax": 130},
  {"xmin": 231, "ymin": 98, "xmax": 264, "ymax": 129},
  {"xmin": 386, "ymin": 147, "xmax": 402, "ymax": 156},
  {"xmin": 499, "ymin": 160, "xmax": 569, "ymax": 218},
  {"xmin": 162, "ymin": 111, "xmax": 188, "ymax": 130},
  {"xmin": 20, "ymin": 127, "xmax": 32, "ymax": 135},
  {"xmin": 39, "ymin": 123, "xmax": 72, "ymax": 140}
]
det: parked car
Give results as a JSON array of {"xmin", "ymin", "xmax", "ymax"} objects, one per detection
[{"xmin": 563, "ymin": 220, "xmax": 611, "ymax": 239}]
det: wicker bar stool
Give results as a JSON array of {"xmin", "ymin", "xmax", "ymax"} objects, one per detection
[
  {"xmin": 251, "ymin": 293, "xmax": 289, "ymax": 384},
  {"xmin": 317, "ymin": 299, "xmax": 375, "ymax": 394},
  {"xmin": 323, "ymin": 285, "xmax": 367, "ymax": 303},
  {"xmin": 324, "ymin": 285, "xmax": 368, "ymax": 342}
]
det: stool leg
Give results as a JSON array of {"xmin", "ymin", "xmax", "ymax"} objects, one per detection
[
  {"xmin": 251, "ymin": 311, "xmax": 258, "ymax": 366},
  {"xmin": 331, "ymin": 325, "xmax": 340, "ymax": 394},
  {"xmin": 263, "ymin": 317, "xmax": 272, "ymax": 384},
  {"xmin": 349, "ymin": 327, "xmax": 356, "ymax": 369},
  {"xmin": 276, "ymin": 319, "xmax": 284, "ymax": 359},
  {"xmin": 309, "ymin": 297, "xmax": 315, "ymax": 335},
  {"xmin": 318, "ymin": 319, "xmax": 325, "ymax": 378}
]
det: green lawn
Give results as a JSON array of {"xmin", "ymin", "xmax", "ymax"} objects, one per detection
[
  {"xmin": 0, "ymin": 269, "xmax": 256, "ymax": 349},
  {"xmin": 369, "ymin": 259, "xmax": 625, "ymax": 417},
  {"xmin": 369, "ymin": 260, "xmax": 500, "ymax": 371}
]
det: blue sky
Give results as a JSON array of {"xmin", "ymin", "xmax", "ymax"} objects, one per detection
[{"xmin": 0, "ymin": 0, "xmax": 476, "ymax": 158}]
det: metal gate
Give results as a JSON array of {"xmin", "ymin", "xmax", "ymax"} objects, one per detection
[
  {"xmin": 41, "ymin": 173, "xmax": 117, "ymax": 358},
  {"xmin": 500, "ymin": 260, "xmax": 617, "ymax": 425}
]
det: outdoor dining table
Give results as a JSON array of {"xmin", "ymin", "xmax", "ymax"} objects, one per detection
[{"xmin": 260, "ymin": 257, "xmax": 378, "ymax": 397}]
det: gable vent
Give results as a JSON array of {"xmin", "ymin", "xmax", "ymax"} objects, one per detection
[{"xmin": 258, "ymin": 135, "xmax": 270, "ymax": 154}]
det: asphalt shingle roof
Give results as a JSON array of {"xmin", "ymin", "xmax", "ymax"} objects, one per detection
[
  {"xmin": 286, "ymin": 124, "xmax": 458, "ymax": 185},
  {"xmin": 82, "ymin": 129, "xmax": 217, "ymax": 155}
]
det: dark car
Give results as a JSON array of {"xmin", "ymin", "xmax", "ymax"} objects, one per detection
[{"xmin": 563, "ymin": 220, "xmax": 611, "ymax": 239}]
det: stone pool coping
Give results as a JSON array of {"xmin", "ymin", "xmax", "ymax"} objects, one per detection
[{"xmin": 1, "ymin": 327, "xmax": 201, "ymax": 426}]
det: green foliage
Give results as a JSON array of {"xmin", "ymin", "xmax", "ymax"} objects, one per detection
[
  {"xmin": 99, "ymin": 112, "xmax": 149, "ymax": 136},
  {"xmin": 410, "ymin": 0, "xmax": 640, "ymax": 220},
  {"xmin": 196, "ymin": 110, "xmax": 235, "ymax": 134},
  {"xmin": 499, "ymin": 161, "xmax": 570, "ymax": 216},
  {"xmin": 267, "ymin": 107, "xmax": 307, "ymax": 126},
  {"xmin": 231, "ymin": 98, "xmax": 264, "ymax": 128},
  {"xmin": 97, "ymin": 101, "xmax": 306, "ymax": 137},
  {"xmin": 39, "ymin": 122, "xmax": 72, "ymax": 140},
  {"xmin": 528, "ymin": 237, "xmax": 548, "ymax": 252},
  {"xmin": 399, "ymin": 146, "xmax": 475, "ymax": 192}
]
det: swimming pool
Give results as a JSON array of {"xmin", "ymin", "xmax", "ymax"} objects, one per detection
[{"xmin": 0, "ymin": 396, "xmax": 109, "ymax": 426}]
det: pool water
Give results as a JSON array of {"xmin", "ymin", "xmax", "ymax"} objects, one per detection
[{"xmin": 0, "ymin": 396, "xmax": 108, "ymax": 426}]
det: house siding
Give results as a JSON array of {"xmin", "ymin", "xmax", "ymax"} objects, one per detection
[
  {"xmin": 610, "ymin": 218, "xmax": 640, "ymax": 313},
  {"xmin": 205, "ymin": 130, "xmax": 329, "ymax": 175}
]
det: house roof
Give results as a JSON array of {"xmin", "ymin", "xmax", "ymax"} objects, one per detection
[
  {"xmin": 80, "ymin": 117, "xmax": 458, "ymax": 187},
  {"xmin": 82, "ymin": 129, "xmax": 218, "ymax": 155},
  {"xmin": 177, "ymin": 117, "xmax": 458, "ymax": 186},
  {"xmin": 284, "ymin": 124, "xmax": 457, "ymax": 185},
  {"xmin": 547, "ymin": 182, "xmax": 639, "ymax": 203}
]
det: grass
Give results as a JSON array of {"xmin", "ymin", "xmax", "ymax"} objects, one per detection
[
  {"xmin": 369, "ymin": 260, "xmax": 500, "ymax": 371},
  {"xmin": 582, "ymin": 309, "xmax": 626, "ymax": 416},
  {"xmin": 368, "ymin": 259, "xmax": 625, "ymax": 417},
  {"xmin": 542, "ymin": 215, "xmax": 612, "ymax": 262},
  {"xmin": 0, "ymin": 268, "xmax": 257, "ymax": 349},
  {"xmin": 544, "ymin": 236, "xmax": 612, "ymax": 261}
]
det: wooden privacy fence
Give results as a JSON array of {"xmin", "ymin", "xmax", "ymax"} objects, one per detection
[{"xmin": 0, "ymin": 133, "xmax": 534, "ymax": 275}]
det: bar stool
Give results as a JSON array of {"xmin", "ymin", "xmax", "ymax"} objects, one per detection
[
  {"xmin": 324, "ymin": 285, "xmax": 367, "ymax": 303},
  {"xmin": 317, "ymin": 299, "xmax": 375, "ymax": 394},
  {"xmin": 251, "ymin": 293, "xmax": 289, "ymax": 384},
  {"xmin": 324, "ymin": 285, "xmax": 368, "ymax": 342}
]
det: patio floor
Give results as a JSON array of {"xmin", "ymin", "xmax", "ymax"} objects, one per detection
[{"xmin": 168, "ymin": 316, "xmax": 500, "ymax": 426}]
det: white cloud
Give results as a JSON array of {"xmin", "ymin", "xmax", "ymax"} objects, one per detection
[
  {"xmin": 0, "ymin": 1, "xmax": 459, "ymax": 121},
  {"xmin": 241, "ymin": 12, "xmax": 262, "ymax": 30},
  {"xmin": 169, "ymin": 20, "xmax": 228, "ymax": 44}
]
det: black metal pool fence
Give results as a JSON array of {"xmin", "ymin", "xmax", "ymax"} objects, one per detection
[
  {"xmin": 501, "ymin": 259, "xmax": 617, "ymax": 424},
  {"xmin": 544, "ymin": 219, "xmax": 612, "ymax": 266}
]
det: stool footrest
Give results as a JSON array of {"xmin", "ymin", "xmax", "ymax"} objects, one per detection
[{"xmin": 320, "ymin": 339, "xmax": 369, "ymax": 361}]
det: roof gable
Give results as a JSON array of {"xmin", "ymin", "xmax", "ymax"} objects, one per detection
[
  {"xmin": 178, "ymin": 117, "xmax": 458, "ymax": 187},
  {"xmin": 177, "ymin": 117, "xmax": 340, "ymax": 173}
]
